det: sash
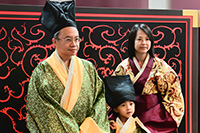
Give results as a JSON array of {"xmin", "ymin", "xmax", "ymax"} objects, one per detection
[
  {"xmin": 46, "ymin": 51, "xmax": 83, "ymax": 112},
  {"xmin": 80, "ymin": 117, "xmax": 108, "ymax": 133}
]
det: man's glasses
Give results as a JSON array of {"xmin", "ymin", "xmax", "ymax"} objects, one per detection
[{"xmin": 56, "ymin": 37, "xmax": 81, "ymax": 44}]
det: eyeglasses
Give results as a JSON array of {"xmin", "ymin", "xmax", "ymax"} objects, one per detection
[{"xmin": 56, "ymin": 37, "xmax": 81, "ymax": 44}]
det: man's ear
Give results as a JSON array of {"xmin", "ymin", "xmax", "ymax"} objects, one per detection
[{"xmin": 52, "ymin": 38, "xmax": 57, "ymax": 46}]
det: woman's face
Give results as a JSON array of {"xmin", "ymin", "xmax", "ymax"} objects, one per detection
[{"xmin": 134, "ymin": 29, "xmax": 151, "ymax": 55}]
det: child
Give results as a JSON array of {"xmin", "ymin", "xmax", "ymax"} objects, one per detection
[{"xmin": 104, "ymin": 75, "xmax": 151, "ymax": 133}]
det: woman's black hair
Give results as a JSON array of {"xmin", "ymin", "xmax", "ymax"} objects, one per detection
[{"xmin": 128, "ymin": 23, "xmax": 155, "ymax": 59}]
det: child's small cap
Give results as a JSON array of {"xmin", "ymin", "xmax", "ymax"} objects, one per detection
[{"xmin": 104, "ymin": 75, "xmax": 136, "ymax": 108}]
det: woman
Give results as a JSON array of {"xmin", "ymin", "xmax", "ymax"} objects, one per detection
[{"xmin": 111, "ymin": 23, "xmax": 184, "ymax": 132}]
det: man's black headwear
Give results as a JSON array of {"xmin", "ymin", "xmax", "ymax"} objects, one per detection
[
  {"xmin": 40, "ymin": 0, "xmax": 76, "ymax": 35},
  {"xmin": 104, "ymin": 75, "xmax": 136, "ymax": 108}
]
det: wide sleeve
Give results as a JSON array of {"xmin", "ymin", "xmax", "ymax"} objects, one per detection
[
  {"xmin": 80, "ymin": 61, "xmax": 110, "ymax": 132},
  {"xmin": 112, "ymin": 64, "xmax": 125, "ymax": 76},
  {"xmin": 26, "ymin": 62, "xmax": 80, "ymax": 133},
  {"xmin": 112, "ymin": 58, "xmax": 133, "ymax": 77},
  {"xmin": 155, "ymin": 60, "xmax": 184, "ymax": 126}
]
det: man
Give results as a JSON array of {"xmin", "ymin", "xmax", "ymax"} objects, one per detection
[{"xmin": 26, "ymin": 0, "xmax": 110, "ymax": 132}]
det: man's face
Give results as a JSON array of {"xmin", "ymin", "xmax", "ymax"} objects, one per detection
[{"xmin": 53, "ymin": 26, "xmax": 80, "ymax": 61}]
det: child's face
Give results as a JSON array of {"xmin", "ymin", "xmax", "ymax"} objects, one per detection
[{"xmin": 114, "ymin": 101, "xmax": 135, "ymax": 122}]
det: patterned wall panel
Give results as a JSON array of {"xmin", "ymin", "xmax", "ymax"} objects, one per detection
[{"xmin": 0, "ymin": 5, "xmax": 197, "ymax": 133}]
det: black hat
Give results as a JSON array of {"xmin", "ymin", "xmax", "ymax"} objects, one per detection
[
  {"xmin": 104, "ymin": 75, "xmax": 136, "ymax": 108},
  {"xmin": 39, "ymin": 0, "xmax": 77, "ymax": 35}
]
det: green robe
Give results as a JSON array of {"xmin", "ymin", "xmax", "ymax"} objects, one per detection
[{"xmin": 26, "ymin": 59, "xmax": 110, "ymax": 133}]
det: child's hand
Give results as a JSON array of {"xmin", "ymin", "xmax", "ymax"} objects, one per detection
[{"xmin": 109, "ymin": 120, "xmax": 116, "ymax": 130}]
